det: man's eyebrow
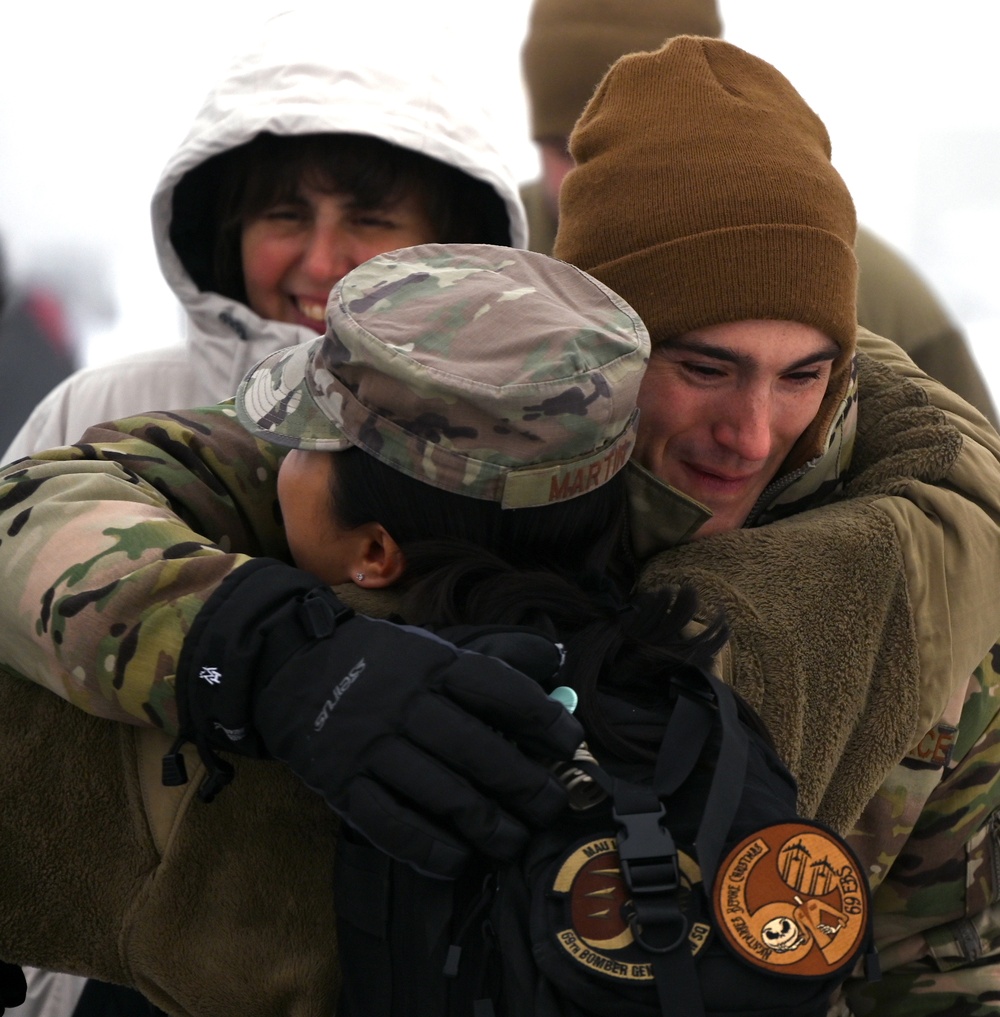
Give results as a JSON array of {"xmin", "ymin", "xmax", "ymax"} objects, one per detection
[{"xmin": 660, "ymin": 335, "xmax": 839, "ymax": 371}]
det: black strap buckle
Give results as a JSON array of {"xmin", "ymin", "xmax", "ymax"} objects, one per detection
[
  {"xmin": 613, "ymin": 798, "xmax": 689, "ymax": 953},
  {"xmin": 614, "ymin": 800, "xmax": 678, "ymax": 894}
]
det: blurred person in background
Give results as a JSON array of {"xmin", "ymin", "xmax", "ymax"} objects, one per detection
[
  {"xmin": 519, "ymin": 0, "xmax": 999, "ymax": 425},
  {"xmin": 0, "ymin": 236, "xmax": 81, "ymax": 451},
  {"xmin": 1, "ymin": 9, "xmax": 523, "ymax": 466}
]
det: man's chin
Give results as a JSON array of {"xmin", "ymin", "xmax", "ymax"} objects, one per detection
[{"xmin": 691, "ymin": 502, "xmax": 753, "ymax": 538}]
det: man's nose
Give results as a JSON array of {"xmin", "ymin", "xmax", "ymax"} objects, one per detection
[{"xmin": 712, "ymin": 390, "xmax": 773, "ymax": 463}]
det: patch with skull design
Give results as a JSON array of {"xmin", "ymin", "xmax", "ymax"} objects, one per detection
[{"xmin": 712, "ymin": 821, "xmax": 870, "ymax": 978}]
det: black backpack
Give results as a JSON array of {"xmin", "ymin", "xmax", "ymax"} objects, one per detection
[{"xmin": 333, "ymin": 659, "xmax": 876, "ymax": 1017}]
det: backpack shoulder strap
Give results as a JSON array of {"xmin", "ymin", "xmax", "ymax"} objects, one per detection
[
  {"xmin": 663, "ymin": 669, "xmax": 749, "ymax": 888},
  {"xmin": 580, "ymin": 666, "xmax": 750, "ymax": 1017}
]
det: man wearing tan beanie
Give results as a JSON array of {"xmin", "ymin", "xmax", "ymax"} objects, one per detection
[
  {"xmin": 555, "ymin": 35, "xmax": 1000, "ymax": 1015},
  {"xmin": 520, "ymin": 0, "xmax": 997, "ymax": 425}
]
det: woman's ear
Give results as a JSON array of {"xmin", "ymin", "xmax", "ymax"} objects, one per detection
[{"xmin": 352, "ymin": 523, "xmax": 405, "ymax": 588}]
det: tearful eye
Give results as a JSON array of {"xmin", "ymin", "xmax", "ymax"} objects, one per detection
[
  {"xmin": 784, "ymin": 370, "xmax": 823, "ymax": 384},
  {"xmin": 683, "ymin": 362, "xmax": 725, "ymax": 378}
]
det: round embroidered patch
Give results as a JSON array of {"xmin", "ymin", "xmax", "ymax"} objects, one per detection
[
  {"xmin": 549, "ymin": 835, "xmax": 710, "ymax": 982},
  {"xmin": 712, "ymin": 822, "xmax": 869, "ymax": 978}
]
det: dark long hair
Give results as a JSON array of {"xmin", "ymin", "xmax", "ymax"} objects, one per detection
[
  {"xmin": 329, "ymin": 447, "xmax": 729, "ymax": 757},
  {"xmin": 170, "ymin": 132, "xmax": 512, "ymax": 304}
]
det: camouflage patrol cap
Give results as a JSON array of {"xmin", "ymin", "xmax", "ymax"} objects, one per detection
[{"xmin": 236, "ymin": 243, "xmax": 648, "ymax": 509}]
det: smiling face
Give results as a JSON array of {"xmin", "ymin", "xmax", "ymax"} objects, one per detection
[
  {"xmin": 634, "ymin": 320, "xmax": 839, "ymax": 537},
  {"xmin": 241, "ymin": 185, "xmax": 437, "ymax": 332}
]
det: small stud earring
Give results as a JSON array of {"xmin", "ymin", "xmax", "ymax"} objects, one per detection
[{"xmin": 355, "ymin": 572, "xmax": 365, "ymax": 582}]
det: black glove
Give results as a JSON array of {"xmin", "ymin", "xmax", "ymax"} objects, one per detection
[
  {"xmin": 170, "ymin": 559, "xmax": 584, "ymax": 878},
  {"xmin": 0, "ymin": 960, "xmax": 26, "ymax": 1014}
]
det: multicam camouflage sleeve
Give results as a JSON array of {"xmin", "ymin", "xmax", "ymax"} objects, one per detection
[
  {"xmin": 0, "ymin": 402, "xmax": 289, "ymax": 730},
  {"xmin": 839, "ymin": 646, "xmax": 1000, "ymax": 1016}
]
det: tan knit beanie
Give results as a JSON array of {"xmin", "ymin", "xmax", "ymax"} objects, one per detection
[
  {"xmin": 522, "ymin": 0, "xmax": 723, "ymax": 141},
  {"xmin": 554, "ymin": 36, "xmax": 858, "ymax": 470}
]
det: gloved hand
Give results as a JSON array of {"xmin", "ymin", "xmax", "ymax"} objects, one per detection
[
  {"xmin": 0, "ymin": 960, "xmax": 26, "ymax": 1014},
  {"xmin": 171, "ymin": 559, "xmax": 584, "ymax": 878}
]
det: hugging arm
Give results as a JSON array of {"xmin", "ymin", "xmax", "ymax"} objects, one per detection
[
  {"xmin": 0, "ymin": 404, "xmax": 582, "ymax": 876},
  {"xmin": 0, "ymin": 403, "xmax": 284, "ymax": 729}
]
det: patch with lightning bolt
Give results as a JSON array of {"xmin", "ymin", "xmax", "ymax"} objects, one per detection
[{"xmin": 547, "ymin": 834, "xmax": 711, "ymax": 982}]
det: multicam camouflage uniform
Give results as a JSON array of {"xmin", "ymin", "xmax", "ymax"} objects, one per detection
[
  {"xmin": 1, "ymin": 321, "xmax": 1000, "ymax": 1010},
  {"xmin": 838, "ymin": 645, "xmax": 1000, "ymax": 1015}
]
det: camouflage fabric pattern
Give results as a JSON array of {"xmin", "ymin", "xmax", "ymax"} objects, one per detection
[
  {"xmin": 838, "ymin": 642, "xmax": 1000, "ymax": 1015},
  {"xmin": 237, "ymin": 243, "xmax": 647, "ymax": 508},
  {"xmin": 0, "ymin": 404, "xmax": 288, "ymax": 732}
]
